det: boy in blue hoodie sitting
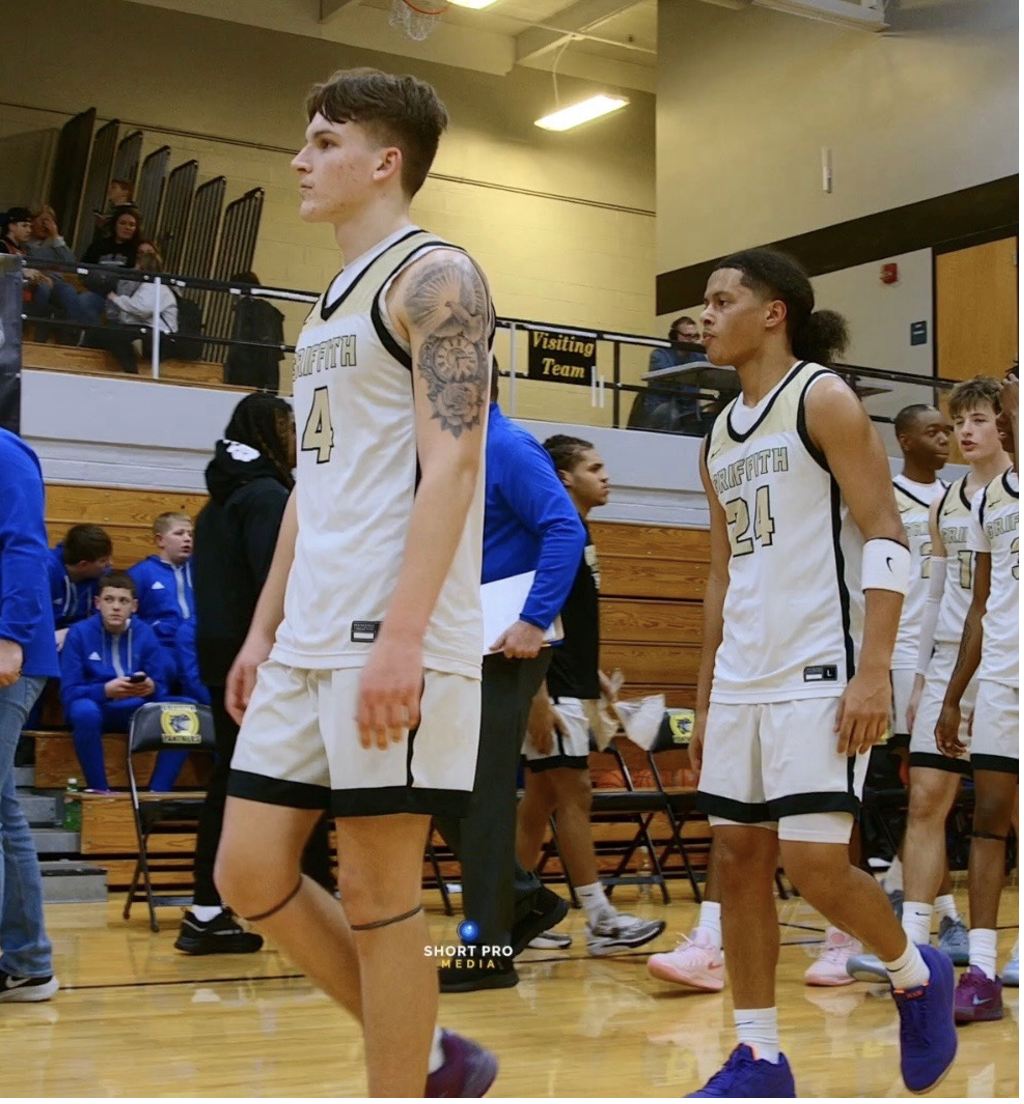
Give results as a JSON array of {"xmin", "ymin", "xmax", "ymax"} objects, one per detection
[
  {"xmin": 128, "ymin": 512, "xmax": 195, "ymax": 685},
  {"xmin": 60, "ymin": 572, "xmax": 191, "ymax": 792},
  {"xmin": 48, "ymin": 524, "xmax": 112, "ymax": 650}
]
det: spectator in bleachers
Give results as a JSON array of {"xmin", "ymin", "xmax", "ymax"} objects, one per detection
[
  {"xmin": 60, "ymin": 572, "xmax": 190, "ymax": 793},
  {"xmin": 91, "ymin": 180, "xmax": 135, "ymax": 239},
  {"xmin": 24, "ymin": 206, "xmax": 80, "ymax": 336},
  {"xmin": 0, "ymin": 426, "xmax": 60, "ymax": 1001},
  {"xmin": 223, "ymin": 272, "xmax": 285, "ymax": 392},
  {"xmin": 648, "ymin": 316, "xmax": 705, "ymax": 373},
  {"xmin": 75, "ymin": 208, "xmax": 142, "ymax": 330},
  {"xmin": 99, "ymin": 242, "xmax": 178, "ymax": 374},
  {"xmin": 128, "ymin": 511, "xmax": 194, "ymax": 685},
  {"xmin": 47, "ymin": 524, "xmax": 113, "ymax": 649},
  {"xmin": 174, "ymin": 619, "xmax": 210, "ymax": 707},
  {"xmin": 629, "ymin": 316, "xmax": 708, "ymax": 432},
  {"xmin": 0, "ymin": 206, "xmax": 55, "ymax": 321}
]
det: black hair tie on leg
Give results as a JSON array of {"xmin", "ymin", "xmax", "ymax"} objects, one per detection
[
  {"xmin": 350, "ymin": 905, "xmax": 423, "ymax": 931},
  {"xmin": 243, "ymin": 876, "xmax": 304, "ymax": 922}
]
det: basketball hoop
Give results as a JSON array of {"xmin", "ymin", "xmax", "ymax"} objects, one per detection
[{"xmin": 389, "ymin": 0, "xmax": 448, "ymax": 40}]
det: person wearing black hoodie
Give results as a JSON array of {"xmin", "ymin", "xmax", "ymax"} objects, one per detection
[{"xmin": 176, "ymin": 394, "xmax": 332, "ymax": 954}]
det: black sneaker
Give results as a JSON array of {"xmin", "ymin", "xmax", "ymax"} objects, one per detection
[
  {"xmin": 0, "ymin": 970, "xmax": 59, "ymax": 1003},
  {"xmin": 511, "ymin": 886, "xmax": 570, "ymax": 957},
  {"xmin": 438, "ymin": 954, "xmax": 519, "ymax": 993},
  {"xmin": 174, "ymin": 910, "xmax": 264, "ymax": 955}
]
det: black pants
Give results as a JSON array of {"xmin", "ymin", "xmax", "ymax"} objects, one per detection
[
  {"xmin": 434, "ymin": 650, "xmax": 551, "ymax": 949},
  {"xmin": 193, "ymin": 690, "xmax": 333, "ymax": 906}
]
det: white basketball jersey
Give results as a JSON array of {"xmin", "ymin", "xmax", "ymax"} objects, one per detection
[
  {"xmin": 969, "ymin": 469, "xmax": 1019, "ymax": 687},
  {"xmin": 934, "ymin": 476, "xmax": 979, "ymax": 646},
  {"xmin": 706, "ymin": 361, "xmax": 864, "ymax": 704},
  {"xmin": 272, "ymin": 227, "xmax": 491, "ymax": 679},
  {"xmin": 891, "ymin": 475, "xmax": 946, "ymax": 669}
]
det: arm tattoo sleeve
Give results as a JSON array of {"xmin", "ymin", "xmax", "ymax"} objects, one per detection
[{"xmin": 405, "ymin": 255, "xmax": 490, "ymax": 438}]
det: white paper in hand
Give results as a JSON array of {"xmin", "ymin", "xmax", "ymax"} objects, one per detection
[
  {"xmin": 614, "ymin": 695, "xmax": 667, "ymax": 751},
  {"xmin": 481, "ymin": 571, "xmax": 563, "ymax": 654}
]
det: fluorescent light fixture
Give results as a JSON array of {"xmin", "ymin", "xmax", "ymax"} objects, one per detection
[
  {"xmin": 448, "ymin": 0, "xmax": 499, "ymax": 8},
  {"xmin": 535, "ymin": 94, "xmax": 629, "ymax": 132}
]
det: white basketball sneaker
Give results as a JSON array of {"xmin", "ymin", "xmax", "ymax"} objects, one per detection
[{"xmin": 804, "ymin": 928, "xmax": 862, "ymax": 987}]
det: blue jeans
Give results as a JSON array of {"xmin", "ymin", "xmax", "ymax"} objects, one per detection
[
  {"xmin": 0, "ymin": 677, "xmax": 53, "ymax": 978},
  {"xmin": 66, "ymin": 697, "xmax": 194, "ymax": 791}
]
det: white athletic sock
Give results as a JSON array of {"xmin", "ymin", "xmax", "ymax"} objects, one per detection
[
  {"xmin": 577, "ymin": 882, "xmax": 611, "ymax": 926},
  {"xmin": 191, "ymin": 905, "xmax": 224, "ymax": 923},
  {"xmin": 696, "ymin": 900, "xmax": 722, "ymax": 949},
  {"xmin": 882, "ymin": 856, "xmax": 903, "ymax": 893},
  {"xmin": 934, "ymin": 894, "xmax": 961, "ymax": 924},
  {"xmin": 884, "ymin": 938, "xmax": 930, "ymax": 990},
  {"xmin": 968, "ymin": 928, "xmax": 999, "ymax": 980},
  {"xmin": 901, "ymin": 901, "xmax": 933, "ymax": 945},
  {"xmin": 428, "ymin": 1027, "xmax": 446, "ymax": 1074},
  {"xmin": 733, "ymin": 1007, "xmax": 780, "ymax": 1064}
]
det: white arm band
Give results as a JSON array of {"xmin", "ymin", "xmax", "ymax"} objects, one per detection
[
  {"xmin": 861, "ymin": 538, "xmax": 910, "ymax": 595},
  {"xmin": 915, "ymin": 557, "xmax": 946, "ymax": 675}
]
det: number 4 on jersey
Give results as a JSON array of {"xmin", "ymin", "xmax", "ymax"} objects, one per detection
[{"xmin": 302, "ymin": 386, "xmax": 334, "ymax": 463}]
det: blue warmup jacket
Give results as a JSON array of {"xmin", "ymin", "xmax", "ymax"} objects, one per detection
[
  {"xmin": 0, "ymin": 430, "xmax": 59, "ymax": 679},
  {"xmin": 128, "ymin": 555, "xmax": 195, "ymax": 648},
  {"xmin": 482, "ymin": 404, "xmax": 585, "ymax": 630},
  {"xmin": 175, "ymin": 619, "xmax": 211, "ymax": 706},
  {"xmin": 48, "ymin": 545, "xmax": 103, "ymax": 629},
  {"xmin": 60, "ymin": 613, "xmax": 169, "ymax": 710}
]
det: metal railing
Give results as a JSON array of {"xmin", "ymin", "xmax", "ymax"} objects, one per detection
[{"xmin": 12, "ymin": 259, "xmax": 958, "ymax": 432}]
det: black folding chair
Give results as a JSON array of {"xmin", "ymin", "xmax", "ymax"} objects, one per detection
[
  {"xmin": 587, "ymin": 737, "xmax": 672, "ymax": 905},
  {"xmin": 122, "ymin": 702, "xmax": 215, "ymax": 932}
]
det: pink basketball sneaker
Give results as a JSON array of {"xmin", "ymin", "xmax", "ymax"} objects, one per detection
[
  {"xmin": 804, "ymin": 928, "xmax": 862, "ymax": 987},
  {"xmin": 647, "ymin": 928, "xmax": 726, "ymax": 991}
]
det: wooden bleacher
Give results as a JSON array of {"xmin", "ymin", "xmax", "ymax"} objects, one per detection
[
  {"xmin": 23, "ymin": 340, "xmax": 234, "ymax": 388},
  {"xmin": 36, "ymin": 484, "xmax": 710, "ymax": 891}
]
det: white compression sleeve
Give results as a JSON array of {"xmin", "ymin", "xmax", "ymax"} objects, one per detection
[{"xmin": 915, "ymin": 557, "xmax": 946, "ymax": 675}]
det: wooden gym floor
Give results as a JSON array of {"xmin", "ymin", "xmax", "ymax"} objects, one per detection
[{"xmin": 5, "ymin": 885, "xmax": 1018, "ymax": 1098}]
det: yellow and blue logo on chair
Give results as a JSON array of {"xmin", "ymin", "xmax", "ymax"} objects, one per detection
[
  {"xmin": 159, "ymin": 703, "xmax": 202, "ymax": 744},
  {"xmin": 667, "ymin": 709, "xmax": 695, "ymax": 745}
]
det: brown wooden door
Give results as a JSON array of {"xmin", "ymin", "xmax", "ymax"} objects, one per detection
[{"xmin": 936, "ymin": 236, "xmax": 1018, "ymax": 382}]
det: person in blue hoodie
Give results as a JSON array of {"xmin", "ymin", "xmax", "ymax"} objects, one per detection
[
  {"xmin": 128, "ymin": 512, "xmax": 195, "ymax": 685},
  {"xmin": 47, "ymin": 524, "xmax": 113, "ymax": 648},
  {"xmin": 0, "ymin": 428, "xmax": 61, "ymax": 1001},
  {"xmin": 60, "ymin": 572, "xmax": 191, "ymax": 792}
]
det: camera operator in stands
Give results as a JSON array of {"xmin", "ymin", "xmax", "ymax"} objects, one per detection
[{"xmin": 98, "ymin": 241, "xmax": 178, "ymax": 374}]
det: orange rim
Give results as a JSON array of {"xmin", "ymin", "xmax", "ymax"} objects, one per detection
[{"xmin": 400, "ymin": 0, "xmax": 448, "ymax": 14}]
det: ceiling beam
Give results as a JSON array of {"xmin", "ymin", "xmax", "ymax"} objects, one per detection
[
  {"xmin": 515, "ymin": 0, "xmax": 642, "ymax": 65},
  {"xmin": 697, "ymin": 0, "xmax": 887, "ymax": 30},
  {"xmin": 319, "ymin": 0, "xmax": 361, "ymax": 22}
]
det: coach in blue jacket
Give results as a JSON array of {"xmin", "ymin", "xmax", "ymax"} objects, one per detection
[
  {"xmin": 0, "ymin": 429, "xmax": 61, "ymax": 1000},
  {"xmin": 434, "ymin": 370, "xmax": 585, "ymax": 993}
]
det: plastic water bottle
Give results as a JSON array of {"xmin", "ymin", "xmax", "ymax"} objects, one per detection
[{"xmin": 62, "ymin": 778, "xmax": 82, "ymax": 832}]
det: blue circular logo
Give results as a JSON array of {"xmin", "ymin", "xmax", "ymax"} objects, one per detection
[{"xmin": 457, "ymin": 920, "xmax": 480, "ymax": 944}]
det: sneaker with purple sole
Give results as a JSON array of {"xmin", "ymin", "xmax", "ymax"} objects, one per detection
[
  {"xmin": 685, "ymin": 1044, "xmax": 796, "ymax": 1098},
  {"xmin": 426, "ymin": 1030, "xmax": 498, "ymax": 1097},
  {"xmin": 892, "ymin": 944, "xmax": 957, "ymax": 1094},
  {"xmin": 953, "ymin": 964, "xmax": 1003, "ymax": 1024}
]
